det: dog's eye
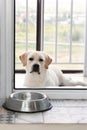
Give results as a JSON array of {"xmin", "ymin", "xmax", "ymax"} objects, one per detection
[
  {"xmin": 29, "ymin": 58, "xmax": 33, "ymax": 61},
  {"xmin": 39, "ymin": 58, "xmax": 43, "ymax": 62}
]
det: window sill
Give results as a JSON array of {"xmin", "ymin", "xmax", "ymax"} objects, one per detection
[{"xmin": 0, "ymin": 99, "xmax": 87, "ymax": 124}]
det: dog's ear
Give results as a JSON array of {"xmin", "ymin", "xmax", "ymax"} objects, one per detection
[
  {"xmin": 19, "ymin": 52, "xmax": 28, "ymax": 66},
  {"xmin": 45, "ymin": 55, "xmax": 52, "ymax": 69}
]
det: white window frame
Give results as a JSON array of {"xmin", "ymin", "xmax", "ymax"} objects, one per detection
[
  {"xmin": 0, "ymin": 0, "xmax": 87, "ymax": 100},
  {"xmin": 0, "ymin": 0, "xmax": 14, "ymax": 99},
  {"xmin": 84, "ymin": 0, "xmax": 87, "ymax": 77}
]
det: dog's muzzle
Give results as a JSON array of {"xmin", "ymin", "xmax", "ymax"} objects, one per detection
[{"xmin": 30, "ymin": 64, "xmax": 40, "ymax": 74}]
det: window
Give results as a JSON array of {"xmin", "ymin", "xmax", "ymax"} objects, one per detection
[
  {"xmin": 0, "ymin": 0, "xmax": 87, "ymax": 99},
  {"xmin": 15, "ymin": 0, "xmax": 86, "ymax": 89}
]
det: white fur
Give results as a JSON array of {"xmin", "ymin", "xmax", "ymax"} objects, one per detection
[{"xmin": 19, "ymin": 51, "xmax": 87, "ymax": 87}]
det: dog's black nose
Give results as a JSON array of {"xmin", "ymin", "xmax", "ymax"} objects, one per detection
[{"xmin": 33, "ymin": 64, "xmax": 39, "ymax": 72}]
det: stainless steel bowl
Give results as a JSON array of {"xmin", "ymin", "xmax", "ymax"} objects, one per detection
[{"xmin": 3, "ymin": 92, "xmax": 52, "ymax": 113}]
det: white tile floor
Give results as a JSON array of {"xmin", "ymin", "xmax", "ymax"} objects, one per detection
[{"xmin": 0, "ymin": 99, "xmax": 87, "ymax": 124}]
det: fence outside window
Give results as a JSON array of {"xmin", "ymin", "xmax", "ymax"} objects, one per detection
[{"xmin": 15, "ymin": 0, "xmax": 86, "ymax": 70}]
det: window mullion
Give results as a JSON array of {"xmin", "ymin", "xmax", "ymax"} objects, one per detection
[
  {"xmin": 36, "ymin": 0, "xmax": 44, "ymax": 51},
  {"xmin": 41, "ymin": 0, "xmax": 44, "ymax": 51},
  {"xmin": 36, "ymin": 0, "xmax": 41, "ymax": 51}
]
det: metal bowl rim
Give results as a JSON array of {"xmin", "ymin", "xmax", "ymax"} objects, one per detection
[{"xmin": 9, "ymin": 91, "xmax": 48, "ymax": 102}]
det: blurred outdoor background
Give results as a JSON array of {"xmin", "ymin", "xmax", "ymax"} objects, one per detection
[{"xmin": 15, "ymin": 0, "xmax": 86, "ymax": 70}]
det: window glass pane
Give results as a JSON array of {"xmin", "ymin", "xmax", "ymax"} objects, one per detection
[
  {"xmin": 15, "ymin": 0, "xmax": 37, "ymax": 70},
  {"xmin": 43, "ymin": 0, "xmax": 85, "ymax": 70},
  {"xmin": 57, "ymin": 0, "xmax": 71, "ymax": 63},
  {"xmin": 72, "ymin": 0, "xmax": 86, "ymax": 63},
  {"xmin": 28, "ymin": 0, "xmax": 37, "ymax": 50},
  {"xmin": 15, "ymin": 0, "xmax": 86, "ymax": 89},
  {"xmin": 15, "ymin": 0, "xmax": 26, "ymax": 69},
  {"xmin": 44, "ymin": 0, "xmax": 56, "ymax": 62}
]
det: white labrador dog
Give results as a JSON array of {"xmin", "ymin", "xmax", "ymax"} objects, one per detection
[{"xmin": 19, "ymin": 50, "xmax": 87, "ymax": 87}]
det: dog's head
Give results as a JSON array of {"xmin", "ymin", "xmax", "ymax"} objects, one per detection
[{"xmin": 19, "ymin": 51, "xmax": 52, "ymax": 74}]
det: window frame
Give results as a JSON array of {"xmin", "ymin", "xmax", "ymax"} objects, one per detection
[
  {"xmin": 0, "ymin": 0, "xmax": 14, "ymax": 99},
  {"xmin": 0, "ymin": 0, "xmax": 87, "ymax": 99},
  {"xmin": 14, "ymin": 0, "xmax": 87, "ymax": 99},
  {"xmin": 84, "ymin": 0, "xmax": 87, "ymax": 77}
]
